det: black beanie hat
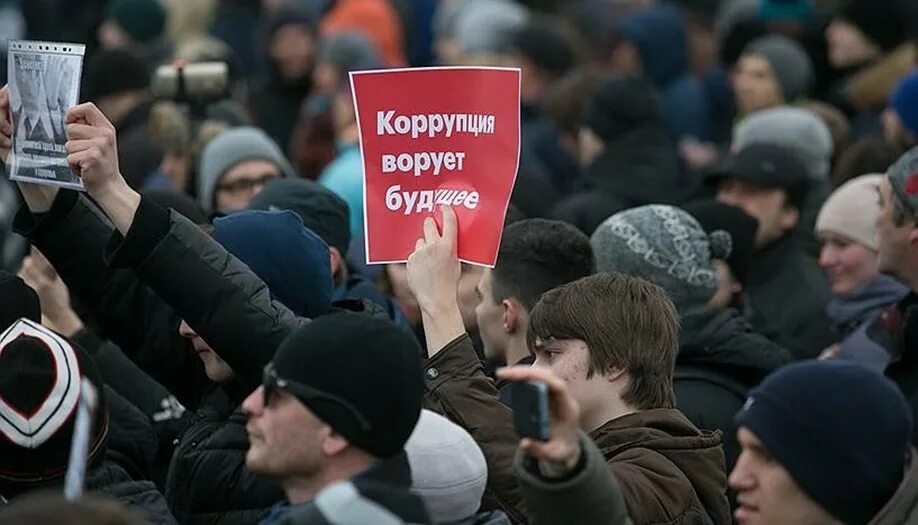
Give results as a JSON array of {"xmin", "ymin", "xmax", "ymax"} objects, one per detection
[
  {"xmin": 272, "ymin": 313, "xmax": 423, "ymax": 458},
  {"xmin": 248, "ymin": 178, "xmax": 352, "ymax": 257},
  {"xmin": 82, "ymin": 48, "xmax": 150, "ymax": 101},
  {"xmin": 510, "ymin": 21, "xmax": 576, "ymax": 79},
  {"xmin": 582, "ymin": 74, "xmax": 661, "ymax": 143},
  {"xmin": 0, "ymin": 272, "xmax": 40, "ymax": 332},
  {"xmin": 838, "ymin": 0, "xmax": 913, "ymax": 52},
  {"xmin": 0, "ymin": 319, "xmax": 109, "ymax": 495},
  {"xmin": 682, "ymin": 200, "xmax": 759, "ymax": 285},
  {"xmin": 735, "ymin": 360, "xmax": 912, "ymax": 524}
]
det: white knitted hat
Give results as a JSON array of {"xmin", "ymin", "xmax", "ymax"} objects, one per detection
[{"xmin": 815, "ymin": 174, "xmax": 884, "ymax": 250}]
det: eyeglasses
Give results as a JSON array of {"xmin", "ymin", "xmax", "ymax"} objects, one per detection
[
  {"xmin": 217, "ymin": 173, "xmax": 278, "ymax": 194},
  {"xmin": 261, "ymin": 363, "xmax": 373, "ymax": 433}
]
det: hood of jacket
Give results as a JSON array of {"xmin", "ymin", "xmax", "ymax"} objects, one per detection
[
  {"xmin": 214, "ymin": 210, "xmax": 333, "ymax": 319},
  {"xmin": 582, "ymin": 124, "xmax": 682, "ymax": 205},
  {"xmin": 619, "ymin": 6, "xmax": 689, "ymax": 88},
  {"xmin": 679, "ymin": 308, "xmax": 793, "ymax": 387},
  {"xmin": 868, "ymin": 450, "xmax": 918, "ymax": 525},
  {"xmin": 828, "ymin": 275, "xmax": 910, "ymax": 335},
  {"xmin": 591, "ymin": 408, "xmax": 731, "ymax": 525}
]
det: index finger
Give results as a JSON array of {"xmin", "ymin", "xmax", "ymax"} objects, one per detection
[
  {"xmin": 66, "ymin": 102, "xmax": 111, "ymax": 129},
  {"xmin": 440, "ymin": 205, "xmax": 458, "ymax": 248}
]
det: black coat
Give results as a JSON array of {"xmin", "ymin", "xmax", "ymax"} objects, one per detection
[
  {"xmin": 14, "ymin": 192, "xmax": 305, "ymax": 524},
  {"xmin": 88, "ymin": 461, "xmax": 178, "ymax": 525},
  {"xmin": 744, "ymin": 236, "xmax": 835, "ymax": 360},
  {"xmin": 882, "ymin": 293, "xmax": 918, "ymax": 446},
  {"xmin": 675, "ymin": 309, "xmax": 792, "ymax": 470},
  {"xmin": 551, "ymin": 125, "xmax": 685, "ymax": 235}
]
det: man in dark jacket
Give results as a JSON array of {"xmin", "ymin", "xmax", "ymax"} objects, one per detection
[
  {"xmin": 1, "ymin": 91, "xmax": 336, "ymax": 523},
  {"xmin": 242, "ymin": 314, "xmax": 432, "ymax": 525},
  {"xmin": 730, "ymin": 360, "xmax": 918, "ymax": 525},
  {"xmin": 875, "ymin": 147, "xmax": 918, "ymax": 445},
  {"xmin": 476, "ymin": 219, "xmax": 595, "ymax": 405},
  {"xmin": 707, "ymin": 143, "xmax": 835, "ymax": 359},
  {"xmin": 591, "ymin": 204, "xmax": 792, "ymax": 472},
  {"xmin": 408, "ymin": 207, "xmax": 731, "ymax": 524},
  {"xmin": 552, "ymin": 74, "xmax": 684, "ymax": 235}
]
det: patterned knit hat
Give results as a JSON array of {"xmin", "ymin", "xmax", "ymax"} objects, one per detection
[
  {"xmin": 0, "ymin": 319, "xmax": 108, "ymax": 496},
  {"xmin": 887, "ymin": 147, "xmax": 918, "ymax": 218},
  {"xmin": 591, "ymin": 205, "xmax": 732, "ymax": 315}
]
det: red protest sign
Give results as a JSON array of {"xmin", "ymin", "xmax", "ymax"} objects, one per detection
[{"xmin": 351, "ymin": 67, "xmax": 521, "ymax": 267}]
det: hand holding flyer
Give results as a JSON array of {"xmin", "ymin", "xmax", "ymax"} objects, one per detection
[
  {"xmin": 7, "ymin": 40, "xmax": 86, "ymax": 190},
  {"xmin": 351, "ymin": 67, "xmax": 521, "ymax": 267}
]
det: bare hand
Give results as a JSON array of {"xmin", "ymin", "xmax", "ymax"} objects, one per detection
[
  {"xmin": 406, "ymin": 206, "xmax": 462, "ymax": 315},
  {"xmin": 497, "ymin": 365, "xmax": 582, "ymax": 476},
  {"xmin": 19, "ymin": 247, "xmax": 84, "ymax": 337},
  {"xmin": 65, "ymin": 103, "xmax": 121, "ymax": 195},
  {"xmin": 0, "ymin": 85, "xmax": 11, "ymax": 165}
]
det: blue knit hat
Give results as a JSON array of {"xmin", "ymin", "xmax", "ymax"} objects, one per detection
[
  {"xmin": 213, "ymin": 210, "xmax": 333, "ymax": 319},
  {"xmin": 735, "ymin": 360, "xmax": 912, "ymax": 524},
  {"xmin": 891, "ymin": 70, "xmax": 918, "ymax": 137}
]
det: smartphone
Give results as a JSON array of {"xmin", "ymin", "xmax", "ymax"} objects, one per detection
[{"xmin": 509, "ymin": 380, "xmax": 551, "ymax": 441}]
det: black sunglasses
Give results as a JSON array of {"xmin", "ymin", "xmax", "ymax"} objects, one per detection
[{"xmin": 261, "ymin": 363, "xmax": 373, "ymax": 433}]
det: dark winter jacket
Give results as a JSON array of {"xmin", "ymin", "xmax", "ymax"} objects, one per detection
[
  {"xmin": 868, "ymin": 450, "xmax": 918, "ymax": 525},
  {"xmin": 675, "ymin": 309, "xmax": 792, "ymax": 470},
  {"xmin": 881, "ymin": 293, "xmax": 918, "ymax": 446},
  {"xmin": 260, "ymin": 452, "xmax": 432, "ymax": 525},
  {"xmin": 829, "ymin": 275, "xmax": 908, "ymax": 372},
  {"xmin": 516, "ymin": 433, "xmax": 632, "ymax": 525},
  {"xmin": 14, "ymin": 192, "xmax": 304, "ymax": 524},
  {"xmin": 744, "ymin": 236, "xmax": 835, "ymax": 359},
  {"xmin": 422, "ymin": 334, "xmax": 731, "ymax": 525},
  {"xmin": 87, "ymin": 461, "xmax": 178, "ymax": 525},
  {"xmin": 552, "ymin": 125, "xmax": 683, "ymax": 235}
]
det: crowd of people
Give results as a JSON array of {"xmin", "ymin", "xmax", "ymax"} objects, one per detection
[{"xmin": 0, "ymin": 0, "xmax": 917, "ymax": 524}]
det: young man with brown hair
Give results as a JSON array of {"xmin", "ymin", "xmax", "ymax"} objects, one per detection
[{"xmin": 408, "ymin": 207, "xmax": 731, "ymax": 525}]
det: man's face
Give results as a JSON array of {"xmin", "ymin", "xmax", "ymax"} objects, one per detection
[
  {"xmin": 270, "ymin": 24, "xmax": 315, "ymax": 81},
  {"xmin": 875, "ymin": 178, "xmax": 914, "ymax": 279},
  {"xmin": 730, "ymin": 428, "xmax": 841, "ymax": 525},
  {"xmin": 243, "ymin": 386, "xmax": 327, "ymax": 478},
  {"xmin": 179, "ymin": 320, "xmax": 233, "ymax": 382},
  {"xmin": 475, "ymin": 269, "xmax": 508, "ymax": 360},
  {"xmin": 717, "ymin": 179, "xmax": 797, "ymax": 249},
  {"xmin": 825, "ymin": 19, "xmax": 879, "ymax": 69},
  {"xmin": 733, "ymin": 55, "xmax": 784, "ymax": 115},
  {"xmin": 215, "ymin": 160, "xmax": 280, "ymax": 213},
  {"xmin": 458, "ymin": 264, "xmax": 484, "ymax": 332},
  {"xmin": 532, "ymin": 337, "xmax": 610, "ymax": 429}
]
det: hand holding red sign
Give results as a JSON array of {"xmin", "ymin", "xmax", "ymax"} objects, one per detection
[{"xmin": 351, "ymin": 67, "xmax": 521, "ymax": 267}]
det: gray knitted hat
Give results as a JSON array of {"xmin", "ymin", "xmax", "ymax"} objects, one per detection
[
  {"xmin": 887, "ymin": 147, "xmax": 918, "ymax": 218},
  {"xmin": 744, "ymin": 35, "xmax": 813, "ymax": 103},
  {"xmin": 591, "ymin": 205, "xmax": 732, "ymax": 314},
  {"xmin": 733, "ymin": 106, "xmax": 833, "ymax": 181},
  {"xmin": 197, "ymin": 126, "xmax": 296, "ymax": 215}
]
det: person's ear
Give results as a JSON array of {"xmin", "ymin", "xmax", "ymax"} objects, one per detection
[
  {"xmin": 502, "ymin": 299, "xmax": 521, "ymax": 334},
  {"xmin": 329, "ymin": 247, "xmax": 343, "ymax": 276},
  {"xmin": 779, "ymin": 206, "xmax": 800, "ymax": 231},
  {"xmin": 908, "ymin": 225, "xmax": 918, "ymax": 248},
  {"xmin": 322, "ymin": 429, "xmax": 350, "ymax": 457}
]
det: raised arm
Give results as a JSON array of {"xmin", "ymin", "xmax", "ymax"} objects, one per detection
[{"xmin": 406, "ymin": 207, "xmax": 525, "ymax": 522}]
